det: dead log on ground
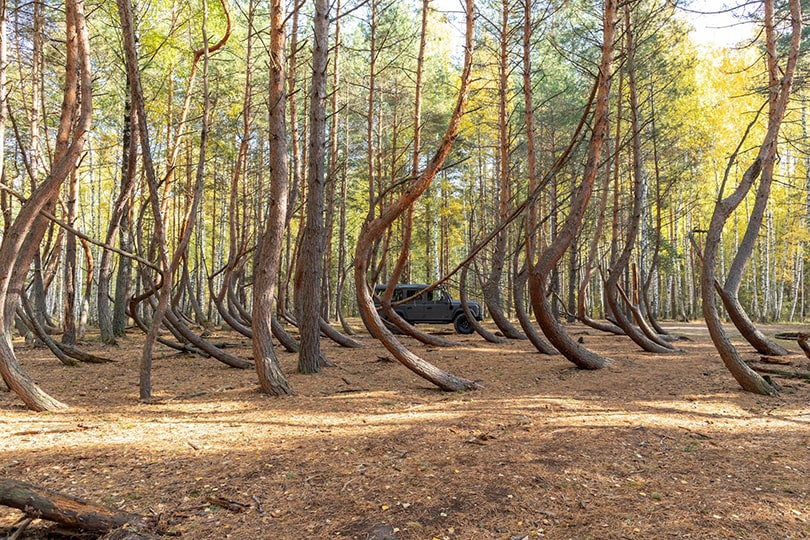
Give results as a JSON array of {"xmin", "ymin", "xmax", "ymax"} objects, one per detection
[
  {"xmin": 774, "ymin": 332, "xmax": 800, "ymax": 340},
  {"xmin": 0, "ymin": 477, "xmax": 151, "ymax": 533},
  {"xmin": 760, "ymin": 355, "xmax": 793, "ymax": 365},
  {"xmin": 748, "ymin": 364, "xmax": 810, "ymax": 380}
]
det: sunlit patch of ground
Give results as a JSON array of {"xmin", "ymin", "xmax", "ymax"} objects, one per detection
[{"xmin": 1, "ymin": 321, "xmax": 809, "ymax": 539}]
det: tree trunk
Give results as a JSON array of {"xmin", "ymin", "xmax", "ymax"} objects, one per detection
[
  {"xmin": 462, "ymin": 264, "xmax": 507, "ymax": 343},
  {"xmin": 117, "ymin": 0, "xmax": 172, "ymax": 400},
  {"xmin": 604, "ymin": 3, "xmax": 673, "ymax": 354},
  {"xmin": 576, "ymin": 139, "xmax": 624, "ymax": 336},
  {"xmin": 0, "ymin": 477, "xmax": 150, "ymax": 533},
  {"xmin": 484, "ymin": 0, "xmax": 524, "ymax": 340},
  {"xmin": 716, "ymin": 22, "xmax": 788, "ymax": 356},
  {"xmin": 295, "ymin": 0, "xmax": 330, "ymax": 374},
  {"xmin": 354, "ymin": 0, "xmax": 478, "ymax": 392},
  {"xmin": 520, "ymin": 0, "xmax": 560, "ymax": 355},
  {"xmin": 528, "ymin": 0, "xmax": 617, "ymax": 370},
  {"xmin": 327, "ymin": 0, "xmax": 342, "ymax": 321},
  {"xmin": 701, "ymin": 0, "xmax": 800, "ymax": 395},
  {"xmin": 514, "ymin": 266, "xmax": 557, "ymax": 354},
  {"xmin": 252, "ymin": 0, "xmax": 292, "ymax": 395},
  {"xmin": 0, "ymin": 0, "xmax": 92, "ymax": 411},
  {"xmin": 112, "ymin": 198, "xmax": 133, "ymax": 337},
  {"xmin": 61, "ymin": 168, "xmax": 79, "ymax": 346},
  {"xmin": 0, "ymin": 0, "xmax": 7, "ymax": 234},
  {"xmin": 375, "ymin": 0, "xmax": 460, "ymax": 349}
]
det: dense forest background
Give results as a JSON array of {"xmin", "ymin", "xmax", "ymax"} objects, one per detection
[{"xmin": 1, "ymin": 0, "xmax": 808, "ymax": 409}]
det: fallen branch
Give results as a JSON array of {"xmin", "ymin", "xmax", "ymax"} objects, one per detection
[
  {"xmin": 0, "ymin": 477, "xmax": 151, "ymax": 533},
  {"xmin": 748, "ymin": 363, "xmax": 810, "ymax": 380},
  {"xmin": 760, "ymin": 355, "xmax": 793, "ymax": 365},
  {"xmin": 205, "ymin": 495, "xmax": 249, "ymax": 513}
]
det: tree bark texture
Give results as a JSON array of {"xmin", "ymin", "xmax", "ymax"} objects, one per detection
[
  {"xmin": 484, "ymin": 0, "xmax": 524, "ymax": 340},
  {"xmin": 252, "ymin": 0, "xmax": 292, "ymax": 395},
  {"xmin": 715, "ymin": 6, "xmax": 788, "ymax": 357},
  {"xmin": 0, "ymin": 478, "xmax": 150, "ymax": 533},
  {"xmin": 98, "ymin": 77, "xmax": 138, "ymax": 344},
  {"xmin": 295, "ymin": 0, "xmax": 330, "ymax": 374},
  {"xmin": 604, "ymin": 3, "xmax": 673, "ymax": 354}
]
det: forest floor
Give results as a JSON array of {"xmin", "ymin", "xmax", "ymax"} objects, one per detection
[{"xmin": 1, "ymin": 320, "xmax": 809, "ymax": 540}]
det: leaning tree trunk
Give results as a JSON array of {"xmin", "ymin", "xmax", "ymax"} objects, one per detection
[
  {"xmin": 527, "ymin": 0, "xmax": 617, "ymax": 370},
  {"xmin": 462, "ymin": 263, "xmax": 507, "ymax": 343},
  {"xmin": 354, "ymin": 0, "xmax": 478, "ymax": 392},
  {"xmin": 117, "ymin": 0, "xmax": 173, "ymax": 400},
  {"xmin": 640, "ymin": 87, "xmax": 669, "ymax": 337},
  {"xmin": 576, "ymin": 140, "xmax": 625, "ymax": 336},
  {"xmin": 124, "ymin": 0, "xmax": 233, "ymax": 399},
  {"xmin": 514, "ymin": 265, "xmax": 557, "ymax": 354},
  {"xmin": 701, "ymin": 0, "xmax": 801, "ymax": 395},
  {"xmin": 0, "ymin": 0, "xmax": 92, "ymax": 411},
  {"xmin": 376, "ymin": 0, "xmax": 460, "ymax": 349},
  {"xmin": 518, "ymin": 0, "xmax": 558, "ymax": 356}
]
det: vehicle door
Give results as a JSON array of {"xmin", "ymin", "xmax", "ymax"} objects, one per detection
[
  {"xmin": 400, "ymin": 288, "xmax": 421, "ymax": 321},
  {"xmin": 417, "ymin": 288, "xmax": 447, "ymax": 322},
  {"xmin": 437, "ymin": 288, "xmax": 456, "ymax": 322}
]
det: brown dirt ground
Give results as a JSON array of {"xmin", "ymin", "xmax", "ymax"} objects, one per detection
[{"xmin": 1, "ymin": 320, "xmax": 809, "ymax": 540}]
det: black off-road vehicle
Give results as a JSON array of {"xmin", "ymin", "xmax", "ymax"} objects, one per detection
[{"xmin": 373, "ymin": 283, "xmax": 483, "ymax": 334}]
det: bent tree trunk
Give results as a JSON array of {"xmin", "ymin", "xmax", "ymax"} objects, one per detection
[
  {"xmin": 0, "ymin": 0, "xmax": 92, "ymax": 411},
  {"xmin": 715, "ymin": 18, "xmax": 788, "ymax": 357},
  {"xmin": 701, "ymin": 0, "xmax": 800, "ymax": 395},
  {"xmin": 484, "ymin": 0, "xmax": 524, "ymax": 341},
  {"xmin": 518, "ymin": 0, "xmax": 560, "ymax": 356},
  {"xmin": 354, "ymin": 0, "xmax": 478, "ymax": 392},
  {"xmin": 717, "ymin": 286, "xmax": 787, "ymax": 355},
  {"xmin": 576, "ymin": 125, "xmax": 624, "ymax": 336},
  {"xmin": 527, "ymin": 0, "xmax": 617, "ymax": 370},
  {"xmin": 514, "ymin": 265, "xmax": 557, "ymax": 354},
  {"xmin": 462, "ymin": 264, "xmax": 507, "ymax": 343},
  {"xmin": 377, "ymin": 1, "xmax": 460, "ymax": 350},
  {"xmin": 604, "ymin": 4, "xmax": 673, "ymax": 354}
]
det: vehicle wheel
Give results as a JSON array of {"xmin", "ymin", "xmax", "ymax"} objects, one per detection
[{"xmin": 453, "ymin": 314, "xmax": 474, "ymax": 334}]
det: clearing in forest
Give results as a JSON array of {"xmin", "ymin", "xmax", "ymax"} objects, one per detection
[{"xmin": 1, "ymin": 321, "xmax": 809, "ymax": 539}]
